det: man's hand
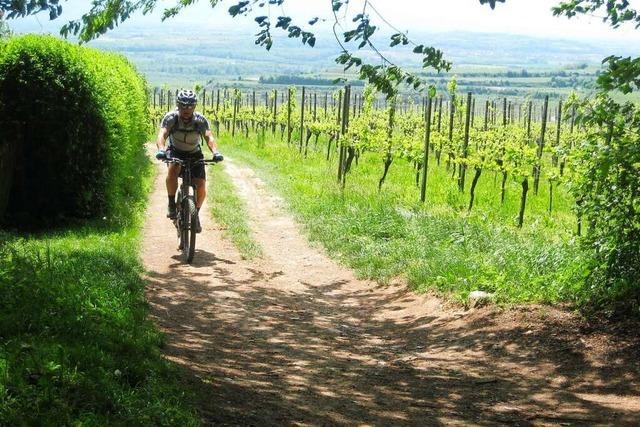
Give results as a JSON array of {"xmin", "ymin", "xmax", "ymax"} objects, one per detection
[{"xmin": 212, "ymin": 152, "xmax": 224, "ymax": 162}]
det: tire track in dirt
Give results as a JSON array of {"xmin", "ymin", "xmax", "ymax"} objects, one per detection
[{"xmin": 142, "ymin": 158, "xmax": 640, "ymax": 426}]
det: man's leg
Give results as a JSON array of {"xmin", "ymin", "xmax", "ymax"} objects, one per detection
[
  {"xmin": 193, "ymin": 178, "xmax": 206, "ymax": 233},
  {"xmin": 193, "ymin": 178, "xmax": 206, "ymax": 210},
  {"xmin": 166, "ymin": 164, "xmax": 180, "ymax": 218}
]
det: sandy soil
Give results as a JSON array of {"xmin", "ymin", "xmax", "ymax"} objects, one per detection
[{"xmin": 142, "ymin": 157, "xmax": 640, "ymax": 426}]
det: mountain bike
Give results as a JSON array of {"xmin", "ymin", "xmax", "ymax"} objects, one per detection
[{"xmin": 162, "ymin": 155, "xmax": 221, "ymax": 263}]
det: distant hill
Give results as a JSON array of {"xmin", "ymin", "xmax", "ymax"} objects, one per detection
[
  {"xmin": 9, "ymin": 19, "xmax": 633, "ymax": 95},
  {"xmin": 76, "ymin": 25, "xmax": 631, "ymax": 87}
]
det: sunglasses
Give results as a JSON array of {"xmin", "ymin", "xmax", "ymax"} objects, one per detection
[{"xmin": 177, "ymin": 103, "xmax": 196, "ymax": 109}]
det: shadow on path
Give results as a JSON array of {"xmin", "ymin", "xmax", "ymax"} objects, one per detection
[{"xmin": 146, "ymin": 261, "xmax": 640, "ymax": 426}]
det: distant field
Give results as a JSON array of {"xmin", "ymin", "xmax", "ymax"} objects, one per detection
[{"xmin": 73, "ymin": 26, "xmax": 629, "ymax": 99}]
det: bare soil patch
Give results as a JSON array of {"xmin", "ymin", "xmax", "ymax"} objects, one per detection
[{"xmin": 142, "ymin": 158, "xmax": 640, "ymax": 426}]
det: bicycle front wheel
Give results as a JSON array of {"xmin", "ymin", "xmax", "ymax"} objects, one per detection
[{"xmin": 181, "ymin": 195, "xmax": 197, "ymax": 263}]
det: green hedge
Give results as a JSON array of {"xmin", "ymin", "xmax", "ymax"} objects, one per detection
[{"xmin": 0, "ymin": 35, "xmax": 150, "ymax": 226}]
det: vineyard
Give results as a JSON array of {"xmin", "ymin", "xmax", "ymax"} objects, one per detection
[
  {"xmin": 150, "ymin": 83, "xmax": 638, "ymax": 309},
  {"xmin": 150, "ymin": 83, "xmax": 586, "ymax": 230}
]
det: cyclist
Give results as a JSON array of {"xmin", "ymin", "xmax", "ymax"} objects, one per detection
[{"xmin": 155, "ymin": 89, "xmax": 222, "ymax": 233}]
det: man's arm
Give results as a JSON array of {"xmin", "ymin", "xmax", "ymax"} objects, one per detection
[
  {"xmin": 203, "ymin": 129, "xmax": 218, "ymax": 154},
  {"xmin": 156, "ymin": 127, "xmax": 170, "ymax": 151}
]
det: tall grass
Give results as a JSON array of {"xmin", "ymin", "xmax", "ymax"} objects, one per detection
[{"xmin": 219, "ymin": 131, "xmax": 589, "ymax": 305}]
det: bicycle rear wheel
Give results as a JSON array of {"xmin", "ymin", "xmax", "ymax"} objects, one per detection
[{"xmin": 181, "ymin": 195, "xmax": 197, "ymax": 263}]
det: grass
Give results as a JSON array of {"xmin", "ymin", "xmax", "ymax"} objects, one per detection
[
  {"xmin": 0, "ymin": 150, "xmax": 199, "ymax": 425},
  {"xmin": 217, "ymin": 130, "xmax": 590, "ymax": 306},
  {"xmin": 208, "ymin": 161, "xmax": 262, "ymax": 259}
]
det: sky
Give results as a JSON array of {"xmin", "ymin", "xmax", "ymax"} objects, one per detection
[{"xmin": 9, "ymin": 0, "xmax": 640, "ymax": 43}]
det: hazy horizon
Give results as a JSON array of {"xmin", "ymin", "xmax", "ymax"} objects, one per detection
[{"xmin": 8, "ymin": 0, "xmax": 640, "ymax": 44}]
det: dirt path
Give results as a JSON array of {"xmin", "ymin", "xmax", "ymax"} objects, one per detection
[{"xmin": 142, "ymin": 158, "xmax": 640, "ymax": 426}]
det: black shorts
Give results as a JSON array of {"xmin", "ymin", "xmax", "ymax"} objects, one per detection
[{"xmin": 167, "ymin": 147, "xmax": 206, "ymax": 180}]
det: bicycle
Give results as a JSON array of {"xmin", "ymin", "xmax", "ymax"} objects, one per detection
[{"xmin": 160, "ymin": 155, "xmax": 222, "ymax": 263}]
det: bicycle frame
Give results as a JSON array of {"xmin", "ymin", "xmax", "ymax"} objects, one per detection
[{"xmin": 163, "ymin": 156, "xmax": 218, "ymax": 263}]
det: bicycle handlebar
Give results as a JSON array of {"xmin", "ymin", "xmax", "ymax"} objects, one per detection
[{"xmin": 160, "ymin": 156, "xmax": 222, "ymax": 166}]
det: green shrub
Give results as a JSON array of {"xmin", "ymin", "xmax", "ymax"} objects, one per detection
[
  {"xmin": 570, "ymin": 94, "xmax": 640, "ymax": 314},
  {"xmin": 0, "ymin": 35, "xmax": 150, "ymax": 226}
]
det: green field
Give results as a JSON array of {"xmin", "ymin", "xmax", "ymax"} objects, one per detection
[{"xmin": 215, "ymin": 130, "xmax": 589, "ymax": 305}]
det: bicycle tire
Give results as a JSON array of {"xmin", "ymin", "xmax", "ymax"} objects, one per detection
[
  {"xmin": 182, "ymin": 196, "xmax": 197, "ymax": 263},
  {"xmin": 176, "ymin": 190, "xmax": 184, "ymax": 249}
]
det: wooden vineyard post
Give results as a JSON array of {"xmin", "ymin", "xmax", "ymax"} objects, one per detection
[
  {"xmin": 352, "ymin": 92, "xmax": 357, "ymax": 117},
  {"xmin": 313, "ymin": 93, "xmax": 317, "ymax": 121},
  {"xmin": 459, "ymin": 92, "xmax": 472, "ymax": 192},
  {"xmin": 533, "ymin": 95, "xmax": 549, "ymax": 195},
  {"xmin": 421, "ymin": 96, "xmax": 433, "ymax": 202},
  {"xmin": 448, "ymin": 97, "xmax": 455, "ymax": 141},
  {"xmin": 272, "ymin": 90, "xmax": 277, "ymax": 135},
  {"xmin": 324, "ymin": 92, "xmax": 328, "ymax": 118},
  {"xmin": 430, "ymin": 96, "xmax": 435, "ymax": 129},
  {"xmin": 299, "ymin": 86, "xmax": 306, "ymax": 153},
  {"xmin": 548, "ymin": 99, "xmax": 563, "ymax": 213},
  {"xmin": 287, "ymin": 87, "xmax": 292, "ymax": 146},
  {"xmin": 337, "ymin": 85, "xmax": 351, "ymax": 185},
  {"xmin": 553, "ymin": 100, "xmax": 562, "ymax": 168},
  {"xmin": 231, "ymin": 92, "xmax": 238, "ymax": 137},
  {"xmin": 561, "ymin": 104, "xmax": 575, "ymax": 177},
  {"xmin": 502, "ymin": 98, "xmax": 507, "ymax": 126},
  {"xmin": 500, "ymin": 98, "xmax": 508, "ymax": 204},
  {"xmin": 517, "ymin": 177, "xmax": 529, "ymax": 228},
  {"xmin": 527, "ymin": 100, "xmax": 533, "ymax": 136},
  {"xmin": 471, "ymin": 97, "xmax": 476, "ymax": 128},
  {"xmin": 484, "ymin": 100, "xmax": 489, "ymax": 131},
  {"xmin": 516, "ymin": 102, "xmax": 535, "ymax": 228},
  {"xmin": 437, "ymin": 96, "xmax": 443, "ymax": 132},
  {"xmin": 251, "ymin": 90, "xmax": 256, "ymax": 129},
  {"xmin": 447, "ymin": 95, "xmax": 455, "ymax": 172},
  {"xmin": 327, "ymin": 89, "xmax": 343, "ymax": 161},
  {"xmin": 379, "ymin": 96, "xmax": 396, "ymax": 191},
  {"xmin": 492, "ymin": 100, "xmax": 497, "ymax": 125}
]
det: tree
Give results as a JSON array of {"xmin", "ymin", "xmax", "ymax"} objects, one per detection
[
  {"xmin": 1, "ymin": 0, "xmax": 639, "ymax": 97},
  {"xmin": 0, "ymin": 11, "xmax": 12, "ymax": 38}
]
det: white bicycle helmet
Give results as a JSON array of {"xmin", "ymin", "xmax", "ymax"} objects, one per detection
[{"xmin": 177, "ymin": 89, "xmax": 197, "ymax": 106}]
